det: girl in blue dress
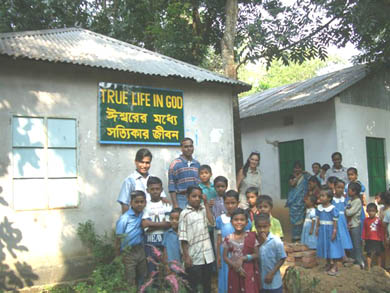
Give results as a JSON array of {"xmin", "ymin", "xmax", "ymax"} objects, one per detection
[
  {"xmin": 333, "ymin": 179, "xmax": 353, "ymax": 254},
  {"xmin": 301, "ymin": 194, "xmax": 318, "ymax": 249},
  {"xmin": 215, "ymin": 190, "xmax": 251, "ymax": 293},
  {"xmin": 316, "ymin": 189, "xmax": 344, "ymax": 276}
]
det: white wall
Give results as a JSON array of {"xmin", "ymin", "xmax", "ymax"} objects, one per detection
[
  {"xmin": 241, "ymin": 99, "xmax": 338, "ymax": 206},
  {"xmin": 335, "ymin": 99, "xmax": 390, "ymax": 197},
  {"xmin": 0, "ymin": 56, "xmax": 236, "ymax": 286}
]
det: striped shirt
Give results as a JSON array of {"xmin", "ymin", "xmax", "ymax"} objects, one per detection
[
  {"xmin": 168, "ymin": 155, "xmax": 200, "ymax": 194},
  {"xmin": 178, "ymin": 204, "xmax": 215, "ymax": 265}
]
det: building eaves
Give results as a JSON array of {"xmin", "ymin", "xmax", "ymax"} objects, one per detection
[
  {"xmin": 239, "ymin": 64, "xmax": 368, "ymax": 119},
  {"xmin": 0, "ymin": 27, "xmax": 251, "ymax": 92}
]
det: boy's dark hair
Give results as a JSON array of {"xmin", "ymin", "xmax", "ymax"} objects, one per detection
[
  {"xmin": 348, "ymin": 181, "xmax": 362, "ymax": 195},
  {"xmin": 224, "ymin": 190, "xmax": 239, "ymax": 201},
  {"xmin": 254, "ymin": 213, "xmax": 271, "ymax": 225},
  {"xmin": 180, "ymin": 137, "xmax": 193, "ymax": 146},
  {"xmin": 366, "ymin": 202, "xmax": 378, "ymax": 211},
  {"xmin": 170, "ymin": 207, "xmax": 182, "ymax": 215},
  {"xmin": 230, "ymin": 208, "xmax": 248, "ymax": 222},
  {"xmin": 335, "ymin": 178, "xmax": 345, "ymax": 185},
  {"xmin": 312, "ymin": 162, "xmax": 321, "ymax": 168},
  {"xmin": 199, "ymin": 164, "xmax": 212, "ymax": 174},
  {"xmin": 347, "ymin": 167, "xmax": 358, "ymax": 175},
  {"xmin": 245, "ymin": 186, "xmax": 259, "ymax": 196},
  {"xmin": 135, "ymin": 148, "xmax": 152, "ymax": 162},
  {"xmin": 327, "ymin": 176, "xmax": 338, "ymax": 184},
  {"xmin": 186, "ymin": 185, "xmax": 202, "ymax": 196},
  {"xmin": 214, "ymin": 176, "xmax": 228, "ymax": 186},
  {"xmin": 331, "ymin": 152, "xmax": 342, "ymax": 160},
  {"xmin": 321, "ymin": 164, "xmax": 330, "ymax": 171},
  {"xmin": 308, "ymin": 176, "xmax": 321, "ymax": 188},
  {"xmin": 256, "ymin": 195, "xmax": 273, "ymax": 208},
  {"xmin": 147, "ymin": 176, "xmax": 162, "ymax": 187},
  {"xmin": 130, "ymin": 190, "xmax": 146, "ymax": 201}
]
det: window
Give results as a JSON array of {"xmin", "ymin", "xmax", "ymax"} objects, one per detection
[
  {"xmin": 12, "ymin": 117, "xmax": 78, "ymax": 210},
  {"xmin": 366, "ymin": 137, "xmax": 387, "ymax": 197},
  {"xmin": 278, "ymin": 139, "xmax": 305, "ymax": 199}
]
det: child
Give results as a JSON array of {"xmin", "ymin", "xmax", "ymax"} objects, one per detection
[
  {"xmin": 382, "ymin": 191, "xmax": 390, "ymax": 268},
  {"xmin": 216, "ymin": 190, "xmax": 251, "ymax": 293},
  {"xmin": 362, "ymin": 203, "xmax": 384, "ymax": 270},
  {"xmin": 223, "ymin": 209, "xmax": 260, "ymax": 293},
  {"xmin": 115, "ymin": 190, "xmax": 147, "ymax": 286},
  {"xmin": 245, "ymin": 187, "xmax": 259, "ymax": 227},
  {"xmin": 199, "ymin": 164, "xmax": 217, "ymax": 207},
  {"xmin": 326, "ymin": 176, "xmax": 338, "ymax": 194},
  {"xmin": 257, "ymin": 195, "xmax": 284, "ymax": 239},
  {"xmin": 256, "ymin": 213, "xmax": 286, "ymax": 293},
  {"xmin": 346, "ymin": 167, "xmax": 367, "ymax": 232},
  {"xmin": 312, "ymin": 162, "xmax": 321, "ymax": 179},
  {"xmin": 213, "ymin": 176, "xmax": 228, "ymax": 219},
  {"xmin": 198, "ymin": 165, "xmax": 217, "ymax": 262},
  {"xmin": 345, "ymin": 182, "xmax": 364, "ymax": 269},
  {"xmin": 163, "ymin": 208, "xmax": 182, "ymax": 272},
  {"xmin": 316, "ymin": 189, "xmax": 344, "ymax": 276},
  {"xmin": 320, "ymin": 164, "xmax": 330, "ymax": 186},
  {"xmin": 306, "ymin": 176, "xmax": 321, "ymax": 204},
  {"xmin": 142, "ymin": 177, "xmax": 172, "ymax": 274},
  {"xmin": 179, "ymin": 186, "xmax": 215, "ymax": 293},
  {"xmin": 332, "ymin": 179, "xmax": 353, "ymax": 258},
  {"xmin": 301, "ymin": 194, "xmax": 317, "ymax": 250}
]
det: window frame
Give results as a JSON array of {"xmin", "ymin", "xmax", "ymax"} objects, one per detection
[{"xmin": 11, "ymin": 115, "xmax": 79, "ymax": 211}]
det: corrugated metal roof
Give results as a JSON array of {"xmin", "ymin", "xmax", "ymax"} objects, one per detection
[
  {"xmin": 239, "ymin": 64, "xmax": 368, "ymax": 118},
  {"xmin": 0, "ymin": 27, "xmax": 250, "ymax": 91}
]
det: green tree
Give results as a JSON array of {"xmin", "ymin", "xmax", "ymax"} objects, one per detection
[
  {"xmin": 238, "ymin": 56, "xmax": 347, "ymax": 97},
  {"xmin": 1, "ymin": 0, "xmax": 389, "ymax": 170}
]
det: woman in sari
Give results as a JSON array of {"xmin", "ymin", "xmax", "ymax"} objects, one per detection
[{"xmin": 286, "ymin": 161, "xmax": 310, "ymax": 242}]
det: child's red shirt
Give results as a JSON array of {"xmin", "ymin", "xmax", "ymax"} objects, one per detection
[{"xmin": 362, "ymin": 216, "xmax": 384, "ymax": 241}]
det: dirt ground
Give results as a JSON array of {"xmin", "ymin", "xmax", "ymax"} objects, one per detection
[{"xmin": 281, "ymin": 260, "xmax": 390, "ymax": 293}]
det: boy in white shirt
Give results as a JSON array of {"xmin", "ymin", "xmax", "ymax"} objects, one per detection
[{"xmin": 142, "ymin": 176, "xmax": 172, "ymax": 274}]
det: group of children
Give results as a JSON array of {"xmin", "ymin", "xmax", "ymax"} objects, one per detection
[
  {"xmin": 300, "ymin": 162, "xmax": 390, "ymax": 276},
  {"xmin": 115, "ymin": 164, "xmax": 286, "ymax": 293}
]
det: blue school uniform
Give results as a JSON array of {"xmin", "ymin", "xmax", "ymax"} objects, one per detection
[
  {"xmin": 301, "ymin": 208, "xmax": 317, "ymax": 249},
  {"xmin": 316, "ymin": 204, "xmax": 344, "ymax": 259},
  {"xmin": 215, "ymin": 214, "xmax": 251, "ymax": 293},
  {"xmin": 332, "ymin": 196, "xmax": 353, "ymax": 250}
]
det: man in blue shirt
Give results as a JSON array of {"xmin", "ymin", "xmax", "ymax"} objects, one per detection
[
  {"xmin": 116, "ymin": 190, "xmax": 147, "ymax": 287},
  {"xmin": 168, "ymin": 137, "xmax": 200, "ymax": 209},
  {"xmin": 255, "ymin": 213, "xmax": 286, "ymax": 293},
  {"xmin": 117, "ymin": 148, "xmax": 167, "ymax": 213}
]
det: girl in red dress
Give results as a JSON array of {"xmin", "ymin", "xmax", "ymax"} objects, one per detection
[{"xmin": 223, "ymin": 208, "xmax": 261, "ymax": 292}]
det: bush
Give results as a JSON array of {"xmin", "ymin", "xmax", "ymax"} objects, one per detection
[{"xmin": 46, "ymin": 220, "xmax": 136, "ymax": 293}]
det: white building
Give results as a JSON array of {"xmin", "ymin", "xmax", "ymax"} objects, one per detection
[
  {"xmin": 240, "ymin": 65, "xmax": 390, "ymax": 228},
  {"xmin": 0, "ymin": 28, "xmax": 249, "ymax": 290}
]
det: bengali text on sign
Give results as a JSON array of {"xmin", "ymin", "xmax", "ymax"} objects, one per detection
[{"xmin": 98, "ymin": 82, "xmax": 184, "ymax": 145}]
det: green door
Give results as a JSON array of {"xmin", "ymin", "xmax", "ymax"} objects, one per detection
[
  {"xmin": 366, "ymin": 137, "xmax": 387, "ymax": 197},
  {"xmin": 279, "ymin": 139, "xmax": 305, "ymax": 199}
]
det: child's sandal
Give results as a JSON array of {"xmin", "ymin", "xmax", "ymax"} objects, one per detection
[{"xmin": 327, "ymin": 270, "xmax": 339, "ymax": 277}]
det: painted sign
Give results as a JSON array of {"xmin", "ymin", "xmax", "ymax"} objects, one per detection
[{"xmin": 99, "ymin": 82, "xmax": 184, "ymax": 145}]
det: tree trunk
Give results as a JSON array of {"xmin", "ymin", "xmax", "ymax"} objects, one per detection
[{"xmin": 221, "ymin": 0, "xmax": 243, "ymax": 173}]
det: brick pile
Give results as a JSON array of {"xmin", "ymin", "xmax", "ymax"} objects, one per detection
[{"xmin": 284, "ymin": 243, "xmax": 317, "ymax": 268}]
